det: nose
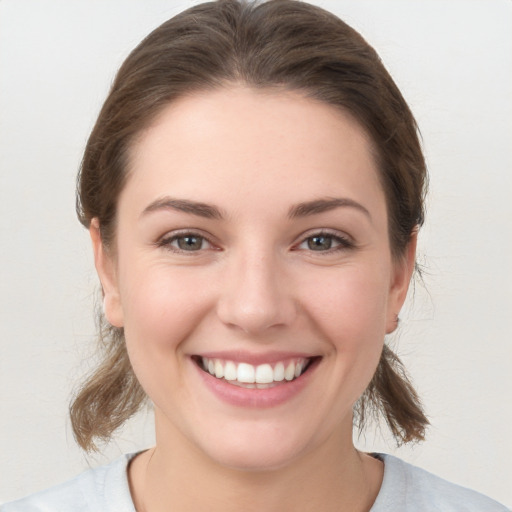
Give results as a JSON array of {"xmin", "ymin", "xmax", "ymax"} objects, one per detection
[{"xmin": 216, "ymin": 250, "xmax": 297, "ymax": 335}]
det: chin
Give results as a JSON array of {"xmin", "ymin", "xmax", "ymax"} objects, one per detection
[
  {"xmin": 207, "ymin": 443, "xmax": 302, "ymax": 473},
  {"xmin": 193, "ymin": 422, "xmax": 317, "ymax": 472}
]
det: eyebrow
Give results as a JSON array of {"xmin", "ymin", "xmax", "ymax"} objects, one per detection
[
  {"xmin": 141, "ymin": 197, "xmax": 224, "ymax": 220},
  {"xmin": 140, "ymin": 196, "xmax": 371, "ymax": 221},
  {"xmin": 288, "ymin": 197, "xmax": 371, "ymax": 220}
]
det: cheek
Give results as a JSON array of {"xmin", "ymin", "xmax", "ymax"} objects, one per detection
[
  {"xmin": 303, "ymin": 265, "xmax": 389, "ymax": 398},
  {"xmin": 118, "ymin": 264, "xmax": 212, "ymax": 378},
  {"xmin": 117, "ymin": 265, "xmax": 217, "ymax": 415},
  {"xmin": 121, "ymin": 262, "xmax": 206, "ymax": 334},
  {"xmin": 306, "ymin": 266, "xmax": 390, "ymax": 344}
]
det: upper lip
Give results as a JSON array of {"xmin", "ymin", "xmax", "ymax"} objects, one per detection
[{"xmin": 192, "ymin": 350, "xmax": 319, "ymax": 365}]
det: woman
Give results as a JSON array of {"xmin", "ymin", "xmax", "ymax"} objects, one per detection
[{"xmin": 1, "ymin": 1, "xmax": 508, "ymax": 510}]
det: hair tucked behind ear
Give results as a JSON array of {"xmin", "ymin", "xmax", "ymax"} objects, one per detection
[{"xmin": 72, "ymin": 0, "xmax": 429, "ymax": 451}]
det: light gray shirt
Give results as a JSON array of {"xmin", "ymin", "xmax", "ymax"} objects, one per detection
[{"xmin": 1, "ymin": 453, "xmax": 509, "ymax": 511}]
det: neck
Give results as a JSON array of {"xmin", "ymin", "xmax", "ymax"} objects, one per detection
[{"xmin": 129, "ymin": 420, "xmax": 383, "ymax": 512}]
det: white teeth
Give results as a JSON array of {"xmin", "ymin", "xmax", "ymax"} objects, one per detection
[
  {"xmin": 255, "ymin": 364, "xmax": 273, "ymax": 384},
  {"xmin": 214, "ymin": 360, "xmax": 224, "ymax": 379},
  {"xmin": 284, "ymin": 362, "xmax": 295, "ymax": 381},
  {"xmin": 224, "ymin": 361, "xmax": 237, "ymax": 381},
  {"xmin": 237, "ymin": 363, "xmax": 255, "ymax": 383},
  {"xmin": 274, "ymin": 362, "xmax": 285, "ymax": 381},
  {"xmin": 200, "ymin": 357, "xmax": 310, "ymax": 385}
]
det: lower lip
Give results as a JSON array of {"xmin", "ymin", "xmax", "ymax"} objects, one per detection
[{"xmin": 193, "ymin": 359, "xmax": 319, "ymax": 408}]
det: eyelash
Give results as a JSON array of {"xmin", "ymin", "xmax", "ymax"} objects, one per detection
[
  {"xmin": 157, "ymin": 230, "xmax": 216, "ymax": 254},
  {"xmin": 156, "ymin": 229, "xmax": 354, "ymax": 254},
  {"xmin": 294, "ymin": 230, "xmax": 354, "ymax": 254}
]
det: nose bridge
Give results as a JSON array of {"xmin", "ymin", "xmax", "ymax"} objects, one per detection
[{"xmin": 217, "ymin": 244, "xmax": 296, "ymax": 334}]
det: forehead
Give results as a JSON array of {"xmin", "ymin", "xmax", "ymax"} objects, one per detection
[{"xmin": 123, "ymin": 86, "xmax": 385, "ymax": 221}]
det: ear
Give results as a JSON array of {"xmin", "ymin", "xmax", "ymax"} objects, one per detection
[
  {"xmin": 386, "ymin": 230, "xmax": 418, "ymax": 334},
  {"xmin": 89, "ymin": 218, "xmax": 124, "ymax": 328}
]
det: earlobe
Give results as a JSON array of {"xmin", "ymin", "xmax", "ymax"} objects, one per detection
[
  {"xmin": 89, "ymin": 219, "xmax": 124, "ymax": 328},
  {"xmin": 386, "ymin": 231, "xmax": 418, "ymax": 334}
]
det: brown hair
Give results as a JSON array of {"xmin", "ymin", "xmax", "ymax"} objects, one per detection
[{"xmin": 72, "ymin": 0, "xmax": 428, "ymax": 451}]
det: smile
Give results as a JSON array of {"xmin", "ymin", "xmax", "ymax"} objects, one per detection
[
  {"xmin": 191, "ymin": 354, "xmax": 321, "ymax": 407},
  {"xmin": 194, "ymin": 356, "xmax": 317, "ymax": 389}
]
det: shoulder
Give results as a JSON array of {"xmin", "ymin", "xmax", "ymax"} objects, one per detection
[
  {"xmin": 0, "ymin": 453, "xmax": 136, "ymax": 512},
  {"xmin": 371, "ymin": 453, "xmax": 510, "ymax": 512}
]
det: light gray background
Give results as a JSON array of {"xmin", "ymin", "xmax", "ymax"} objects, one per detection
[{"xmin": 1, "ymin": 0, "xmax": 511, "ymax": 507}]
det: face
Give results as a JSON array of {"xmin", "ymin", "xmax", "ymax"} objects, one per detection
[{"xmin": 92, "ymin": 86, "xmax": 414, "ymax": 471}]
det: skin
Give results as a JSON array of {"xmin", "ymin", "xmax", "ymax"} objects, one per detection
[{"xmin": 90, "ymin": 86, "xmax": 416, "ymax": 511}]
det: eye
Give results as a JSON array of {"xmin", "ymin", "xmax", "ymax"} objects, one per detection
[
  {"xmin": 296, "ymin": 231, "xmax": 353, "ymax": 253},
  {"xmin": 175, "ymin": 234, "xmax": 207, "ymax": 251},
  {"xmin": 158, "ymin": 232, "xmax": 213, "ymax": 253},
  {"xmin": 306, "ymin": 235, "xmax": 335, "ymax": 251}
]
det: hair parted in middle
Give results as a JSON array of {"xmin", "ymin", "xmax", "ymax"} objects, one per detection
[{"xmin": 72, "ymin": 0, "xmax": 429, "ymax": 452}]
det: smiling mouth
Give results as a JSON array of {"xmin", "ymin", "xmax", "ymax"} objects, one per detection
[{"xmin": 192, "ymin": 356, "xmax": 320, "ymax": 389}]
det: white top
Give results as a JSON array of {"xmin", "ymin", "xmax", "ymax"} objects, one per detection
[{"xmin": 1, "ymin": 453, "xmax": 509, "ymax": 511}]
